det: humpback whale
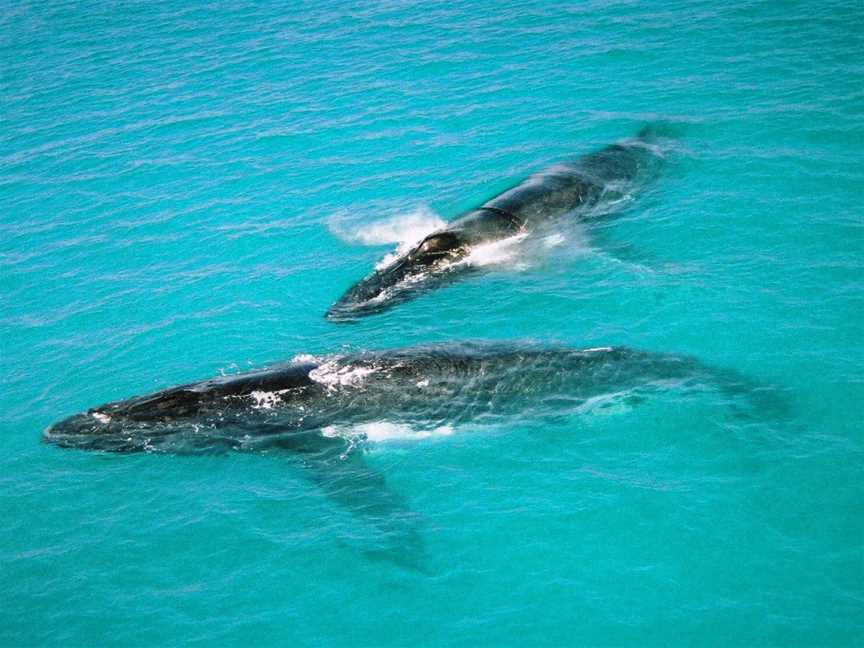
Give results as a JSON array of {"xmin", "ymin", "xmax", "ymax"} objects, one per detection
[
  {"xmin": 326, "ymin": 127, "xmax": 667, "ymax": 320},
  {"xmin": 44, "ymin": 342, "xmax": 760, "ymax": 456},
  {"xmin": 44, "ymin": 342, "xmax": 780, "ymax": 567}
]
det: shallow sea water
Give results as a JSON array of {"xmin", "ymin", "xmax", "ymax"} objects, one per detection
[{"xmin": 1, "ymin": 0, "xmax": 862, "ymax": 645}]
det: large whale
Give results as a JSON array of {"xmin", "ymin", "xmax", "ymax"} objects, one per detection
[
  {"xmin": 326, "ymin": 127, "xmax": 666, "ymax": 320},
  {"xmin": 44, "ymin": 342, "xmax": 778, "ymax": 567},
  {"xmin": 44, "ymin": 342, "xmax": 764, "ymax": 455}
]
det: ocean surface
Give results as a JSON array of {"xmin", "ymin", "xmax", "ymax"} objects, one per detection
[{"xmin": 2, "ymin": 0, "xmax": 862, "ymax": 645}]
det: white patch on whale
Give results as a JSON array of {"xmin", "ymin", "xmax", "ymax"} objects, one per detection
[
  {"xmin": 309, "ymin": 359, "xmax": 378, "ymax": 389},
  {"xmin": 248, "ymin": 389, "xmax": 292, "ymax": 410}
]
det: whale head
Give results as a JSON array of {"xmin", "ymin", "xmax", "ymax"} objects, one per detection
[
  {"xmin": 326, "ymin": 230, "xmax": 471, "ymax": 320},
  {"xmin": 43, "ymin": 384, "xmax": 214, "ymax": 452},
  {"xmin": 43, "ymin": 409, "xmax": 146, "ymax": 452}
]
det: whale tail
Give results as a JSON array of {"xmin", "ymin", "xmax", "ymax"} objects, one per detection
[
  {"xmin": 701, "ymin": 364, "xmax": 792, "ymax": 420},
  {"xmin": 649, "ymin": 351, "xmax": 791, "ymax": 420}
]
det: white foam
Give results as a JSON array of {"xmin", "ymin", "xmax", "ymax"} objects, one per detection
[
  {"xmin": 345, "ymin": 209, "xmax": 600, "ymax": 303},
  {"xmin": 459, "ymin": 232, "xmax": 529, "ymax": 268},
  {"xmin": 465, "ymin": 221, "xmax": 592, "ymax": 271},
  {"xmin": 374, "ymin": 251, "xmax": 402, "ymax": 272},
  {"xmin": 323, "ymin": 421, "xmax": 455, "ymax": 443},
  {"xmin": 575, "ymin": 391, "xmax": 634, "ymax": 416},
  {"xmin": 92, "ymin": 412, "xmax": 111, "ymax": 424},
  {"xmin": 367, "ymin": 228, "xmax": 563, "ymax": 298},
  {"xmin": 363, "ymin": 421, "xmax": 455, "ymax": 441},
  {"xmin": 362, "ymin": 267, "xmax": 430, "ymax": 304},
  {"xmin": 290, "ymin": 353, "xmax": 322, "ymax": 364},
  {"xmin": 542, "ymin": 233, "xmax": 566, "ymax": 248}
]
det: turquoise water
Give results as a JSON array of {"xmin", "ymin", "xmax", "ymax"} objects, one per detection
[{"xmin": 2, "ymin": 0, "xmax": 863, "ymax": 644}]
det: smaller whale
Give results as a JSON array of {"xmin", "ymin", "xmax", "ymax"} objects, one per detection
[{"xmin": 326, "ymin": 127, "xmax": 667, "ymax": 320}]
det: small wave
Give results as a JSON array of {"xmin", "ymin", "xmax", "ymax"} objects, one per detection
[{"xmin": 574, "ymin": 390, "xmax": 638, "ymax": 416}]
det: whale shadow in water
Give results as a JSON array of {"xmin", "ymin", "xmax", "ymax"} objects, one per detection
[
  {"xmin": 43, "ymin": 342, "xmax": 787, "ymax": 570},
  {"xmin": 326, "ymin": 126, "xmax": 672, "ymax": 321}
]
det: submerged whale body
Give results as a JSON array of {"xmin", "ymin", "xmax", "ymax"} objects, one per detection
[
  {"xmin": 326, "ymin": 127, "xmax": 667, "ymax": 320},
  {"xmin": 44, "ymin": 342, "xmax": 780, "ymax": 568}
]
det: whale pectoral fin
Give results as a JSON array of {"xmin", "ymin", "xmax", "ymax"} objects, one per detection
[
  {"xmin": 285, "ymin": 439, "xmax": 427, "ymax": 570},
  {"xmin": 573, "ymin": 221, "xmax": 659, "ymax": 271}
]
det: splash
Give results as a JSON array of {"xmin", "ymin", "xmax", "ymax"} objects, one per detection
[
  {"xmin": 457, "ymin": 222, "xmax": 592, "ymax": 272},
  {"xmin": 460, "ymin": 232, "xmax": 530, "ymax": 269},
  {"xmin": 329, "ymin": 205, "xmax": 446, "ymax": 248},
  {"xmin": 369, "ymin": 223, "xmax": 593, "ymax": 301},
  {"xmin": 290, "ymin": 353, "xmax": 323, "ymax": 364}
]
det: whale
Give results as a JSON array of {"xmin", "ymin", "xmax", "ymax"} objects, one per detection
[
  {"xmin": 44, "ymin": 342, "xmax": 778, "ymax": 567},
  {"xmin": 326, "ymin": 127, "xmax": 667, "ymax": 320},
  {"xmin": 43, "ymin": 342, "xmax": 763, "ymax": 455}
]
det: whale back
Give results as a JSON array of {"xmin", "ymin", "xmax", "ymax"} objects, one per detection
[{"xmin": 483, "ymin": 136, "xmax": 660, "ymax": 227}]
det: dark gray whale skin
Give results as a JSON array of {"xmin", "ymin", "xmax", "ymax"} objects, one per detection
[{"xmin": 326, "ymin": 127, "xmax": 665, "ymax": 320}]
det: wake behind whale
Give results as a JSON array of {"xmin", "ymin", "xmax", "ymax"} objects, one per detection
[{"xmin": 327, "ymin": 127, "xmax": 669, "ymax": 320}]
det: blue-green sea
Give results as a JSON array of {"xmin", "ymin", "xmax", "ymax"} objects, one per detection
[{"xmin": 2, "ymin": 0, "xmax": 862, "ymax": 645}]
